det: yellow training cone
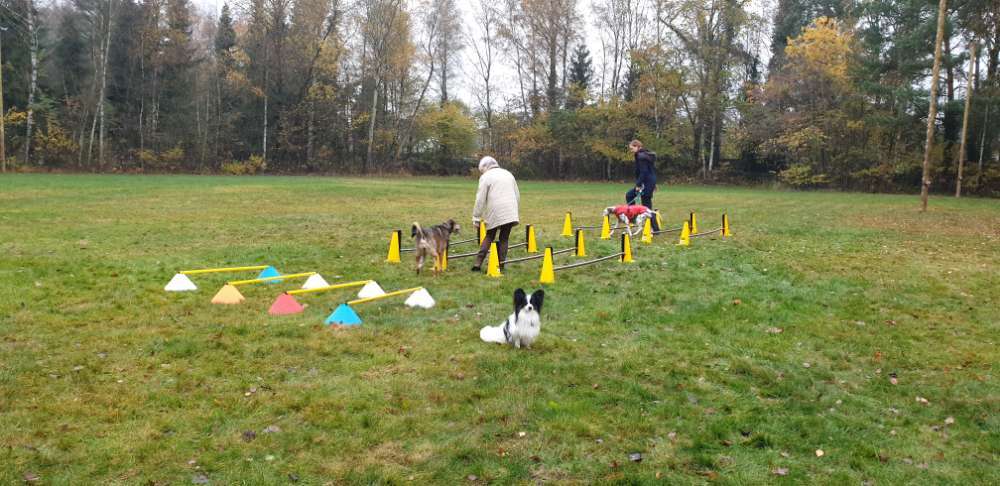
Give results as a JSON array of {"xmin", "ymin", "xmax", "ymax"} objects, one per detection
[
  {"xmin": 386, "ymin": 230, "xmax": 401, "ymax": 263},
  {"xmin": 600, "ymin": 214, "xmax": 611, "ymax": 240},
  {"xmin": 641, "ymin": 218, "xmax": 653, "ymax": 244},
  {"xmin": 656, "ymin": 211, "xmax": 663, "ymax": 231},
  {"xmin": 621, "ymin": 233, "xmax": 634, "ymax": 263},
  {"xmin": 479, "ymin": 221, "xmax": 487, "ymax": 245},
  {"xmin": 211, "ymin": 284, "xmax": 246, "ymax": 305},
  {"xmin": 723, "ymin": 213, "xmax": 732, "ymax": 237},
  {"xmin": 440, "ymin": 248, "xmax": 448, "ymax": 271},
  {"xmin": 487, "ymin": 242, "xmax": 502, "ymax": 277},
  {"xmin": 689, "ymin": 212, "xmax": 698, "ymax": 234},
  {"xmin": 539, "ymin": 247, "xmax": 555, "ymax": 284},
  {"xmin": 561, "ymin": 212, "xmax": 573, "ymax": 237},
  {"xmin": 575, "ymin": 229, "xmax": 587, "ymax": 257},
  {"xmin": 526, "ymin": 225, "xmax": 538, "ymax": 253},
  {"xmin": 677, "ymin": 221, "xmax": 691, "ymax": 246}
]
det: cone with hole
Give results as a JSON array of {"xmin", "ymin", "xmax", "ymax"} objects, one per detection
[
  {"xmin": 641, "ymin": 218, "xmax": 653, "ymax": 244},
  {"xmin": 689, "ymin": 212, "xmax": 698, "ymax": 234},
  {"xmin": 486, "ymin": 242, "xmax": 502, "ymax": 277},
  {"xmin": 386, "ymin": 230, "xmax": 401, "ymax": 263},
  {"xmin": 539, "ymin": 247, "xmax": 555, "ymax": 284},
  {"xmin": 621, "ymin": 232, "xmax": 634, "ymax": 263},
  {"xmin": 211, "ymin": 284, "xmax": 245, "ymax": 304},
  {"xmin": 269, "ymin": 293, "xmax": 305, "ymax": 315},
  {"xmin": 677, "ymin": 221, "xmax": 691, "ymax": 246},
  {"xmin": 575, "ymin": 229, "xmax": 587, "ymax": 257},
  {"xmin": 561, "ymin": 212, "xmax": 573, "ymax": 236},
  {"xmin": 723, "ymin": 213, "xmax": 732, "ymax": 237},
  {"xmin": 600, "ymin": 214, "xmax": 611, "ymax": 239},
  {"xmin": 478, "ymin": 221, "xmax": 487, "ymax": 245},
  {"xmin": 526, "ymin": 225, "xmax": 538, "ymax": 253}
]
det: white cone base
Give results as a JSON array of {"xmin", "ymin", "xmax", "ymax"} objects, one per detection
[
  {"xmin": 357, "ymin": 281, "xmax": 386, "ymax": 299},
  {"xmin": 480, "ymin": 325, "xmax": 507, "ymax": 344},
  {"xmin": 165, "ymin": 273, "xmax": 197, "ymax": 291},
  {"xmin": 404, "ymin": 288, "xmax": 436, "ymax": 309},
  {"xmin": 301, "ymin": 273, "xmax": 330, "ymax": 290}
]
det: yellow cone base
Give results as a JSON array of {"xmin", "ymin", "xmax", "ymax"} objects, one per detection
[
  {"xmin": 539, "ymin": 247, "xmax": 555, "ymax": 284},
  {"xmin": 526, "ymin": 225, "xmax": 538, "ymax": 253},
  {"xmin": 677, "ymin": 221, "xmax": 691, "ymax": 246},
  {"xmin": 723, "ymin": 214, "xmax": 732, "ymax": 237},
  {"xmin": 487, "ymin": 242, "xmax": 502, "ymax": 277},
  {"xmin": 386, "ymin": 230, "xmax": 401, "ymax": 263},
  {"xmin": 561, "ymin": 212, "xmax": 573, "ymax": 237},
  {"xmin": 641, "ymin": 218, "xmax": 653, "ymax": 244},
  {"xmin": 211, "ymin": 284, "xmax": 246, "ymax": 305},
  {"xmin": 621, "ymin": 233, "xmax": 634, "ymax": 263},
  {"xmin": 600, "ymin": 215, "xmax": 611, "ymax": 240},
  {"xmin": 575, "ymin": 229, "xmax": 587, "ymax": 257},
  {"xmin": 479, "ymin": 221, "xmax": 487, "ymax": 245}
]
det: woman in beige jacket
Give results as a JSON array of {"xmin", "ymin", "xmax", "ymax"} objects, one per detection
[{"xmin": 471, "ymin": 156, "xmax": 520, "ymax": 272}]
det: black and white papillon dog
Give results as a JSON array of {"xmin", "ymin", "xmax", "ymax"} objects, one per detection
[{"xmin": 479, "ymin": 288, "xmax": 545, "ymax": 349}]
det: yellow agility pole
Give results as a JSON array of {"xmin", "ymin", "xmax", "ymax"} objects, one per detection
[
  {"xmin": 348, "ymin": 287, "xmax": 423, "ymax": 306},
  {"xmin": 269, "ymin": 280, "xmax": 375, "ymax": 316},
  {"xmin": 287, "ymin": 280, "xmax": 373, "ymax": 296},
  {"xmin": 180, "ymin": 265, "xmax": 269, "ymax": 275},
  {"xmin": 228, "ymin": 272, "xmax": 316, "ymax": 286},
  {"xmin": 326, "ymin": 287, "xmax": 430, "ymax": 325}
]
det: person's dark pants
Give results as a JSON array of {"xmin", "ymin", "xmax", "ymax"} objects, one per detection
[
  {"xmin": 475, "ymin": 222, "xmax": 516, "ymax": 269},
  {"xmin": 625, "ymin": 187, "xmax": 654, "ymax": 209},
  {"xmin": 625, "ymin": 188, "xmax": 659, "ymax": 231}
]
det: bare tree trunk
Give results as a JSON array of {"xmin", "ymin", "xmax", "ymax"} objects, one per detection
[
  {"xmin": 98, "ymin": 9, "xmax": 112, "ymax": 169},
  {"xmin": 955, "ymin": 42, "xmax": 976, "ymax": 197},
  {"xmin": 23, "ymin": 2, "xmax": 39, "ymax": 164},
  {"xmin": 920, "ymin": 0, "xmax": 948, "ymax": 212},
  {"xmin": 307, "ymin": 99, "xmax": 314, "ymax": 165},
  {"xmin": 366, "ymin": 81, "xmax": 379, "ymax": 172}
]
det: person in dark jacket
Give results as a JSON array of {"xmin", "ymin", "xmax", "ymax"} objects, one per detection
[{"xmin": 626, "ymin": 139, "xmax": 657, "ymax": 212}]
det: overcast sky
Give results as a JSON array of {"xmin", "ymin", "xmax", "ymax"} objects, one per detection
[{"xmin": 191, "ymin": 0, "xmax": 774, "ymax": 109}]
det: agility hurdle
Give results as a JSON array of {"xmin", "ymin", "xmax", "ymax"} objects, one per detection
[
  {"xmin": 164, "ymin": 265, "xmax": 273, "ymax": 292},
  {"xmin": 387, "ymin": 224, "xmax": 538, "ymax": 265},
  {"xmin": 268, "ymin": 280, "xmax": 380, "ymax": 315},
  {"xmin": 540, "ymin": 233, "xmax": 634, "ymax": 284},
  {"xmin": 325, "ymin": 287, "xmax": 435, "ymax": 326},
  {"xmin": 211, "ymin": 271, "xmax": 319, "ymax": 305}
]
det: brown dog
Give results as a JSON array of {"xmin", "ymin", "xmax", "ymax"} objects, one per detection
[{"xmin": 411, "ymin": 219, "xmax": 460, "ymax": 275}]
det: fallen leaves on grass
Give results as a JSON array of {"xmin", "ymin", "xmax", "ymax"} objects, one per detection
[
  {"xmin": 915, "ymin": 396, "xmax": 930, "ymax": 405},
  {"xmin": 466, "ymin": 474, "xmax": 478, "ymax": 481},
  {"xmin": 732, "ymin": 299, "xmax": 742, "ymax": 305},
  {"xmin": 765, "ymin": 327, "xmax": 783, "ymax": 334},
  {"xmin": 518, "ymin": 431, "xmax": 526, "ymax": 438},
  {"xmin": 890, "ymin": 373, "xmax": 898, "ymax": 385},
  {"xmin": 263, "ymin": 425, "xmax": 281, "ymax": 434},
  {"xmin": 772, "ymin": 467, "xmax": 789, "ymax": 476},
  {"xmin": 24, "ymin": 472, "xmax": 40, "ymax": 482},
  {"xmin": 191, "ymin": 474, "xmax": 209, "ymax": 484},
  {"xmin": 609, "ymin": 460, "xmax": 620, "ymax": 469},
  {"xmin": 815, "ymin": 449, "xmax": 825, "ymax": 457},
  {"xmin": 629, "ymin": 452, "xmax": 643, "ymax": 463},
  {"xmin": 241, "ymin": 430, "xmax": 256, "ymax": 442},
  {"xmin": 945, "ymin": 416, "xmax": 955, "ymax": 425}
]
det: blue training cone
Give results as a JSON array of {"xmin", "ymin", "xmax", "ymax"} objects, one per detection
[
  {"xmin": 257, "ymin": 266, "xmax": 282, "ymax": 283},
  {"xmin": 325, "ymin": 304, "xmax": 362, "ymax": 326}
]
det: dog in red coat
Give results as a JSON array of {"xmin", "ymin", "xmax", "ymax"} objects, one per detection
[{"xmin": 602, "ymin": 204, "xmax": 658, "ymax": 236}]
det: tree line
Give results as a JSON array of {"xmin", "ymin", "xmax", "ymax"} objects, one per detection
[{"xmin": 0, "ymin": 0, "xmax": 998, "ymax": 196}]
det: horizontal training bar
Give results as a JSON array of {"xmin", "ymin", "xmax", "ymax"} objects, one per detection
[
  {"xmin": 449, "ymin": 241, "xmax": 529, "ymax": 260},
  {"xmin": 287, "ymin": 280, "xmax": 372, "ymax": 296},
  {"xmin": 228, "ymin": 272, "xmax": 316, "ymax": 286},
  {"xmin": 553, "ymin": 247, "xmax": 576, "ymax": 255},
  {"xmin": 501, "ymin": 245, "xmax": 576, "ymax": 265},
  {"xmin": 180, "ymin": 265, "xmax": 269, "ymax": 275},
  {"xmin": 400, "ymin": 236, "xmax": 480, "ymax": 253},
  {"xmin": 553, "ymin": 253, "xmax": 625, "ymax": 271},
  {"xmin": 690, "ymin": 227, "xmax": 724, "ymax": 237},
  {"xmin": 348, "ymin": 287, "xmax": 423, "ymax": 306}
]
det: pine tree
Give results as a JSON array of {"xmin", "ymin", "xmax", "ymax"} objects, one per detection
[
  {"xmin": 215, "ymin": 3, "xmax": 236, "ymax": 64},
  {"xmin": 566, "ymin": 44, "xmax": 592, "ymax": 109}
]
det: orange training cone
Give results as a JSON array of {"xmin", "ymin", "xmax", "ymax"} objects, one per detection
[{"xmin": 211, "ymin": 284, "xmax": 246, "ymax": 305}]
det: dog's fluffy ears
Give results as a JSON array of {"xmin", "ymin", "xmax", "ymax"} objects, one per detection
[
  {"xmin": 513, "ymin": 288, "xmax": 544, "ymax": 313},
  {"xmin": 411, "ymin": 222, "xmax": 421, "ymax": 238}
]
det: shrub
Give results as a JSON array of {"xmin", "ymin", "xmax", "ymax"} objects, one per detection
[{"xmin": 221, "ymin": 155, "xmax": 267, "ymax": 175}]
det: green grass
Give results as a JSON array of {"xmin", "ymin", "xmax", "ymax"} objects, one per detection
[{"xmin": 1, "ymin": 174, "xmax": 997, "ymax": 484}]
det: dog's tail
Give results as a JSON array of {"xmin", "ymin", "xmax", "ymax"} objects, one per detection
[
  {"xmin": 411, "ymin": 222, "xmax": 422, "ymax": 240},
  {"xmin": 480, "ymin": 324, "xmax": 508, "ymax": 344}
]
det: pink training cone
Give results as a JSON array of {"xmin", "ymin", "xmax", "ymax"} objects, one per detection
[{"xmin": 269, "ymin": 293, "xmax": 305, "ymax": 315}]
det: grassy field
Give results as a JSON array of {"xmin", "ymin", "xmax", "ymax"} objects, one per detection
[{"xmin": 1, "ymin": 174, "xmax": 997, "ymax": 484}]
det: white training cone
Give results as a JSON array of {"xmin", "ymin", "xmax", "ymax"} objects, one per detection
[
  {"xmin": 356, "ymin": 281, "xmax": 386, "ymax": 299},
  {"xmin": 479, "ymin": 324, "xmax": 507, "ymax": 344},
  {"xmin": 164, "ymin": 273, "xmax": 197, "ymax": 292},
  {"xmin": 301, "ymin": 273, "xmax": 330, "ymax": 290},
  {"xmin": 404, "ymin": 288, "xmax": 436, "ymax": 309}
]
